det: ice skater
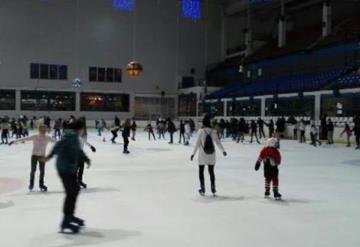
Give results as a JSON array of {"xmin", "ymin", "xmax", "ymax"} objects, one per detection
[
  {"xmin": 122, "ymin": 119, "xmax": 131, "ymax": 154},
  {"xmin": 145, "ymin": 122, "xmax": 156, "ymax": 141},
  {"xmin": 340, "ymin": 123, "xmax": 352, "ymax": 147},
  {"xmin": 178, "ymin": 120, "xmax": 185, "ymax": 144},
  {"xmin": 250, "ymin": 120, "xmax": 260, "ymax": 144},
  {"xmin": 167, "ymin": 118, "xmax": 176, "ymax": 144},
  {"xmin": 43, "ymin": 120, "xmax": 90, "ymax": 234},
  {"xmin": 310, "ymin": 124, "xmax": 322, "ymax": 147},
  {"xmin": 191, "ymin": 115, "xmax": 227, "ymax": 196},
  {"xmin": 9, "ymin": 124, "xmax": 56, "ymax": 191},
  {"xmin": 110, "ymin": 125, "xmax": 121, "ymax": 144},
  {"xmin": 78, "ymin": 125, "xmax": 96, "ymax": 189},
  {"xmin": 255, "ymin": 138, "xmax": 282, "ymax": 200},
  {"xmin": 1, "ymin": 117, "xmax": 10, "ymax": 144},
  {"xmin": 131, "ymin": 119, "xmax": 137, "ymax": 141},
  {"xmin": 184, "ymin": 120, "xmax": 191, "ymax": 145}
]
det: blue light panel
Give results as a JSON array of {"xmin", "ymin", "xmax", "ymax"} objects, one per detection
[
  {"xmin": 112, "ymin": 0, "xmax": 135, "ymax": 11},
  {"xmin": 182, "ymin": 0, "xmax": 201, "ymax": 22}
]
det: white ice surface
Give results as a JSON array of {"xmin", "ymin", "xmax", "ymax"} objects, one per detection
[{"xmin": 0, "ymin": 131, "xmax": 360, "ymax": 247}]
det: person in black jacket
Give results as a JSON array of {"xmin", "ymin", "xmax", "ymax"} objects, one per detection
[
  {"xmin": 266, "ymin": 119, "xmax": 275, "ymax": 138},
  {"xmin": 114, "ymin": 116, "xmax": 120, "ymax": 127},
  {"xmin": 250, "ymin": 120, "xmax": 260, "ymax": 144},
  {"xmin": 178, "ymin": 120, "xmax": 185, "ymax": 144},
  {"xmin": 122, "ymin": 119, "xmax": 131, "ymax": 154},
  {"xmin": 167, "ymin": 118, "xmax": 176, "ymax": 144},
  {"xmin": 131, "ymin": 119, "xmax": 137, "ymax": 141},
  {"xmin": 43, "ymin": 120, "xmax": 90, "ymax": 234},
  {"xmin": 257, "ymin": 118, "xmax": 266, "ymax": 139},
  {"xmin": 327, "ymin": 119, "xmax": 334, "ymax": 144}
]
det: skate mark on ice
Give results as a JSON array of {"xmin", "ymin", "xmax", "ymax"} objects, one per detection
[
  {"xmin": 258, "ymin": 197, "xmax": 317, "ymax": 206},
  {"xmin": 193, "ymin": 195, "xmax": 245, "ymax": 203},
  {"xmin": 11, "ymin": 187, "xmax": 121, "ymax": 197},
  {"xmin": 30, "ymin": 228, "xmax": 141, "ymax": 247},
  {"xmin": 342, "ymin": 160, "xmax": 360, "ymax": 166},
  {"xmin": 0, "ymin": 200, "xmax": 14, "ymax": 209},
  {"xmin": 146, "ymin": 148, "xmax": 173, "ymax": 152}
]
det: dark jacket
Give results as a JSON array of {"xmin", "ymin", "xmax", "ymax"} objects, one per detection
[{"xmin": 47, "ymin": 130, "xmax": 89, "ymax": 175}]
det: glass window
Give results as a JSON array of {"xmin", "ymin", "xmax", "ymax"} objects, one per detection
[
  {"xmin": 59, "ymin": 65, "xmax": 67, "ymax": 80},
  {"xmin": 40, "ymin": 64, "xmax": 49, "ymax": 79},
  {"xmin": 106, "ymin": 68, "xmax": 114, "ymax": 82},
  {"xmin": 0, "ymin": 90, "xmax": 16, "ymax": 110},
  {"xmin": 114, "ymin": 69, "xmax": 122, "ymax": 82},
  {"xmin": 321, "ymin": 93, "xmax": 360, "ymax": 117},
  {"xmin": 227, "ymin": 99, "xmax": 261, "ymax": 116},
  {"xmin": 265, "ymin": 96, "xmax": 314, "ymax": 117},
  {"xmin": 49, "ymin": 64, "xmax": 58, "ymax": 79},
  {"xmin": 97, "ymin": 68, "xmax": 105, "ymax": 82},
  {"xmin": 21, "ymin": 91, "xmax": 75, "ymax": 111},
  {"xmin": 81, "ymin": 93, "xmax": 129, "ymax": 112},
  {"xmin": 89, "ymin": 67, "xmax": 97, "ymax": 81},
  {"xmin": 30, "ymin": 63, "xmax": 40, "ymax": 79}
]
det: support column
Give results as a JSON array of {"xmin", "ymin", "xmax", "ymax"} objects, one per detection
[
  {"xmin": 314, "ymin": 94, "xmax": 321, "ymax": 121},
  {"xmin": 322, "ymin": 1, "xmax": 332, "ymax": 38},
  {"xmin": 76, "ymin": 91, "xmax": 80, "ymax": 116},
  {"xmin": 223, "ymin": 100, "xmax": 227, "ymax": 117},
  {"xmin": 16, "ymin": 90, "xmax": 21, "ymax": 111},
  {"xmin": 278, "ymin": 0, "xmax": 286, "ymax": 48},
  {"xmin": 261, "ymin": 97, "xmax": 266, "ymax": 117}
]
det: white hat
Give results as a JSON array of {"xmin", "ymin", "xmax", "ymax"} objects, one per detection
[{"xmin": 267, "ymin": 138, "xmax": 278, "ymax": 148}]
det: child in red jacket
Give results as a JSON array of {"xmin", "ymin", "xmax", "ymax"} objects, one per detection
[{"xmin": 255, "ymin": 138, "xmax": 282, "ymax": 200}]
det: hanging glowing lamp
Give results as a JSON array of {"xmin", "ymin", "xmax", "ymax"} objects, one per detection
[{"xmin": 126, "ymin": 61, "xmax": 143, "ymax": 78}]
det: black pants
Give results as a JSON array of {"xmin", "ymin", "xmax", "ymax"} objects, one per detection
[
  {"xmin": 111, "ymin": 131, "xmax": 118, "ymax": 143},
  {"xmin": 356, "ymin": 135, "xmax": 360, "ymax": 147},
  {"xmin": 300, "ymin": 130, "xmax": 306, "ymax": 143},
  {"xmin": 30, "ymin": 155, "xmax": 45, "ymax": 187},
  {"xmin": 78, "ymin": 161, "xmax": 84, "ymax": 183},
  {"xmin": 54, "ymin": 129, "xmax": 61, "ymax": 139},
  {"xmin": 199, "ymin": 165, "xmax": 216, "ymax": 193},
  {"xmin": 59, "ymin": 173, "xmax": 80, "ymax": 218},
  {"xmin": 1, "ymin": 129, "xmax": 8, "ymax": 144},
  {"xmin": 179, "ymin": 132, "xmax": 185, "ymax": 143},
  {"xmin": 148, "ymin": 131, "xmax": 156, "ymax": 140},
  {"xmin": 169, "ymin": 132, "xmax": 174, "ymax": 143},
  {"xmin": 259, "ymin": 127, "xmax": 265, "ymax": 139},
  {"xmin": 123, "ymin": 135, "xmax": 129, "ymax": 152},
  {"xmin": 293, "ymin": 129, "xmax": 298, "ymax": 140},
  {"xmin": 250, "ymin": 131, "xmax": 259, "ymax": 143}
]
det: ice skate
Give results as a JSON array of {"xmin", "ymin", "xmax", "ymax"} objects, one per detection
[
  {"xmin": 71, "ymin": 216, "xmax": 85, "ymax": 227},
  {"xmin": 28, "ymin": 184, "xmax": 34, "ymax": 191},
  {"xmin": 40, "ymin": 185, "xmax": 47, "ymax": 192},
  {"xmin": 273, "ymin": 189, "xmax": 282, "ymax": 200},
  {"xmin": 264, "ymin": 189, "xmax": 270, "ymax": 198},
  {"xmin": 60, "ymin": 220, "xmax": 80, "ymax": 234},
  {"xmin": 198, "ymin": 189, "xmax": 205, "ymax": 196},
  {"xmin": 79, "ymin": 182, "xmax": 87, "ymax": 189}
]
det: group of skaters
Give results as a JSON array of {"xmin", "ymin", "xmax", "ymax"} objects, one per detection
[
  {"xmin": 6, "ymin": 115, "xmax": 96, "ymax": 233},
  {"xmin": 144, "ymin": 118, "xmax": 196, "ymax": 145},
  {"xmin": 211, "ymin": 117, "xmax": 286, "ymax": 144},
  {"xmin": 292, "ymin": 115, "xmax": 360, "ymax": 149}
]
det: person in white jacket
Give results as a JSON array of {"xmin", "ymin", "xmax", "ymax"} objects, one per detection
[{"xmin": 191, "ymin": 115, "xmax": 227, "ymax": 196}]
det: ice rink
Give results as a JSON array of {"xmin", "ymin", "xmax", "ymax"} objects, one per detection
[{"xmin": 0, "ymin": 130, "xmax": 359, "ymax": 247}]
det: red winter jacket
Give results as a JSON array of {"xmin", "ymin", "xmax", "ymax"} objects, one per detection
[{"xmin": 258, "ymin": 147, "xmax": 281, "ymax": 166}]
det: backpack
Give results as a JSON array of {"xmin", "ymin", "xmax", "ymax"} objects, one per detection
[{"xmin": 203, "ymin": 130, "xmax": 215, "ymax": 154}]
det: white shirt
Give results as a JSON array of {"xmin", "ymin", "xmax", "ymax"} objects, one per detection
[{"xmin": 14, "ymin": 135, "xmax": 56, "ymax": 156}]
